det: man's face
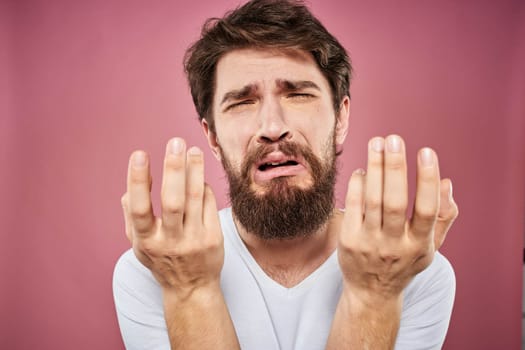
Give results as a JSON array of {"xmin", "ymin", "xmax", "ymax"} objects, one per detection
[{"xmin": 203, "ymin": 48, "xmax": 349, "ymax": 239}]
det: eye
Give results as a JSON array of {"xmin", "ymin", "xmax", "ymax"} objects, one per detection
[
  {"xmin": 225, "ymin": 100, "xmax": 255, "ymax": 112},
  {"xmin": 288, "ymin": 93, "xmax": 314, "ymax": 100}
]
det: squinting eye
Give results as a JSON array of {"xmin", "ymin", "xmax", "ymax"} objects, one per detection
[
  {"xmin": 288, "ymin": 93, "xmax": 314, "ymax": 100},
  {"xmin": 227, "ymin": 100, "xmax": 255, "ymax": 111}
]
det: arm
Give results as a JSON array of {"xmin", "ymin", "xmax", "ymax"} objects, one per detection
[
  {"xmin": 162, "ymin": 285, "xmax": 238, "ymax": 350},
  {"xmin": 120, "ymin": 138, "xmax": 240, "ymax": 350},
  {"xmin": 328, "ymin": 289, "xmax": 402, "ymax": 349},
  {"xmin": 326, "ymin": 135, "xmax": 458, "ymax": 349}
]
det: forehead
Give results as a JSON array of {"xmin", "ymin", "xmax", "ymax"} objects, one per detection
[{"xmin": 214, "ymin": 48, "xmax": 330, "ymax": 98}]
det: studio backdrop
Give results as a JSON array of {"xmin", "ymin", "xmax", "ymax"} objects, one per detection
[{"xmin": 1, "ymin": 0, "xmax": 524, "ymax": 349}]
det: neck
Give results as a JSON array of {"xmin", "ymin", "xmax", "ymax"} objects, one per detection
[{"xmin": 233, "ymin": 209, "xmax": 344, "ymax": 287}]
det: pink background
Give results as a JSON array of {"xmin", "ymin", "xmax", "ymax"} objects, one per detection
[{"xmin": 1, "ymin": 0, "xmax": 524, "ymax": 349}]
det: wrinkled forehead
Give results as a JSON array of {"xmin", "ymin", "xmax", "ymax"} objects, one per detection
[{"xmin": 213, "ymin": 48, "xmax": 330, "ymax": 101}]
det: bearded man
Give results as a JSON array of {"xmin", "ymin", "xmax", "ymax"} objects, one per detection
[{"xmin": 113, "ymin": 0, "xmax": 459, "ymax": 349}]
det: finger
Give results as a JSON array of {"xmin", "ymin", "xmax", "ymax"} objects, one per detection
[
  {"xmin": 364, "ymin": 137, "xmax": 384, "ymax": 230},
  {"xmin": 161, "ymin": 138, "xmax": 186, "ymax": 235},
  {"xmin": 434, "ymin": 179, "xmax": 459, "ymax": 249},
  {"xmin": 344, "ymin": 168, "xmax": 366, "ymax": 230},
  {"xmin": 203, "ymin": 183, "xmax": 221, "ymax": 234},
  {"xmin": 382, "ymin": 135, "xmax": 408, "ymax": 235},
  {"xmin": 121, "ymin": 193, "xmax": 133, "ymax": 243},
  {"xmin": 410, "ymin": 148, "xmax": 440, "ymax": 237},
  {"xmin": 183, "ymin": 146, "xmax": 205, "ymax": 231},
  {"xmin": 127, "ymin": 151, "xmax": 155, "ymax": 235}
]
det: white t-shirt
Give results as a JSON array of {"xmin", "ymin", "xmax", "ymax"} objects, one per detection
[{"xmin": 113, "ymin": 207, "xmax": 455, "ymax": 350}]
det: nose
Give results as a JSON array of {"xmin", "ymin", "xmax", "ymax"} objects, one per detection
[{"xmin": 256, "ymin": 97, "xmax": 291, "ymax": 144}]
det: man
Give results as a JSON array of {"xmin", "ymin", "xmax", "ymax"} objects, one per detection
[{"xmin": 113, "ymin": 0, "xmax": 459, "ymax": 349}]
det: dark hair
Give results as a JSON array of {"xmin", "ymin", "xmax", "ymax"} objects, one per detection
[{"xmin": 184, "ymin": 0, "xmax": 352, "ymax": 132}]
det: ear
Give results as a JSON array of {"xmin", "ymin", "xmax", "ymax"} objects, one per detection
[
  {"xmin": 335, "ymin": 96, "xmax": 350, "ymax": 145},
  {"xmin": 201, "ymin": 119, "xmax": 222, "ymax": 161}
]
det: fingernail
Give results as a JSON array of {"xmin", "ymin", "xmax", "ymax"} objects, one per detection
[
  {"xmin": 354, "ymin": 168, "xmax": 366, "ymax": 175},
  {"xmin": 170, "ymin": 138, "xmax": 184, "ymax": 154},
  {"xmin": 188, "ymin": 146, "xmax": 202, "ymax": 155},
  {"xmin": 371, "ymin": 138, "xmax": 384, "ymax": 152},
  {"xmin": 132, "ymin": 151, "xmax": 146, "ymax": 168},
  {"xmin": 448, "ymin": 182, "xmax": 453, "ymax": 201},
  {"xmin": 387, "ymin": 135, "xmax": 401, "ymax": 153},
  {"xmin": 420, "ymin": 148, "xmax": 434, "ymax": 167}
]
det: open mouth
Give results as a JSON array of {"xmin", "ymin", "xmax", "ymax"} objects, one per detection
[
  {"xmin": 252, "ymin": 151, "xmax": 307, "ymax": 184},
  {"xmin": 258, "ymin": 160, "xmax": 299, "ymax": 171}
]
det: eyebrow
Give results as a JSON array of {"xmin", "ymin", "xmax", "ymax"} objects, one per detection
[
  {"xmin": 219, "ymin": 79, "xmax": 321, "ymax": 106},
  {"xmin": 220, "ymin": 84, "xmax": 258, "ymax": 105},
  {"xmin": 276, "ymin": 79, "xmax": 321, "ymax": 92}
]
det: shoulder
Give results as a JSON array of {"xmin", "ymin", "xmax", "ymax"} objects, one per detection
[
  {"xmin": 112, "ymin": 250, "xmax": 170, "ymax": 349},
  {"xmin": 396, "ymin": 252, "xmax": 456, "ymax": 349},
  {"xmin": 113, "ymin": 248, "xmax": 153, "ymax": 285},
  {"xmin": 112, "ymin": 249, "xmax": 164, "ymax": 319},
  {"xmin": 404, "ymin": 251, "xmax": 455, "ymax": 306}
]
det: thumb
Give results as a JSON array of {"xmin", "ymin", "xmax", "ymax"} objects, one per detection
[{"xmin": 433, "ymin": 179, "xmax": 459, "ymax": 250}]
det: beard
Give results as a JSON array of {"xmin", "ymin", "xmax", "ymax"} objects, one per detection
[{"xmin": 220, "ymin": 134, "xmax": 337, "ymax": 241}]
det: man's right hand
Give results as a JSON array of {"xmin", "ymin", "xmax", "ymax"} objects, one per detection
[
  {"xmin": 120, "ymin": 137, "xmax": 224, "ymax": 300},
  {"xmin": 120, "ymin": 138, "xmax": 239, "ymax": 349}
]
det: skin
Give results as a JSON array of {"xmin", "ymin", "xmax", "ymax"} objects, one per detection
[{"xmin": 121, "ymin": 48, "xmax": 459, "ymax": 349}]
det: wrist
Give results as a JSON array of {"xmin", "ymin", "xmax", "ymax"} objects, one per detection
[
  {"xmin": 162, "ymin": 280, "xmax": 222, "ymax": 306},
  {"xmin": 341, "ymin": 285, "xmax": 403, "ymax": 316}
]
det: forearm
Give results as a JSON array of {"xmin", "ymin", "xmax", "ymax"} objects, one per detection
[
  {"xmin": 326, "ymin": 289, "xmax": 402, "ymax": 350},
  {"xmin": 163, "ymin": 284, "xmax": 240, "ymax": 350}
]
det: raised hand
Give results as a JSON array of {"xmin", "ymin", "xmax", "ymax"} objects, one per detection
[
  {"xmin": 121, "ymin": 138, "xmax": 224, "ymax": 298},
  {"xmin": 338, "ymin": 135, "xmax": 458, "ymax": 303},
  {"xmin": 120, "ymin": 138, "xmax": 239, "ymax": 349}
]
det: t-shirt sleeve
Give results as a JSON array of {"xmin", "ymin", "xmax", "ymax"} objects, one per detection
[
  {"xmin": 395, "ymin": 252, "xmax": 456, "ymax": 350},
  {"xmin": 112, "ymin": 249, "xmax": 170, "ymax": 350}
]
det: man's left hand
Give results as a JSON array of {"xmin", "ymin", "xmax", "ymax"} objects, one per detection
[{"xmin": 338, "ymin": 134, "xmax": 459, "ymax": 304}]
